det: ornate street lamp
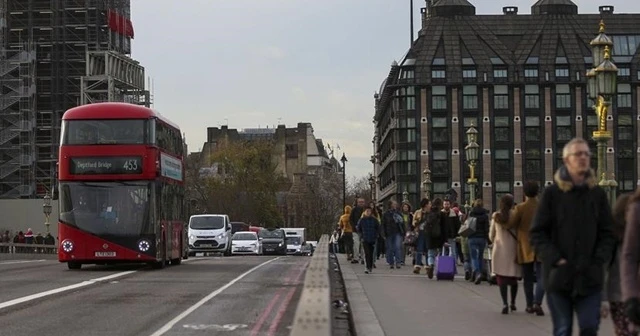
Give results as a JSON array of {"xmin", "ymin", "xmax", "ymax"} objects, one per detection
[
  {"xmin": 464, "ymin": 125, "xmax": 480, "ymax": 203},
  {"xmin": 587, "ymin": 20, "xmax": 618, "ymax": 204},
  {"xmin": 340, "ymin": 153, "xmax": 348, "ymax": 207},
  {"xmin": 368, "ymin": 173, "xmax": 375, "ymax": 202},
  {"xmin": 43, "ymin": 193, "xmax": 52, "ymax": 235},
  {"xmin": 422, "ymin": 163, "xmax": 432, "ymax": 199}
]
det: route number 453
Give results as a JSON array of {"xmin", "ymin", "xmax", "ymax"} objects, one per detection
[{"xmin": 123, "ymin": 159, "xmax": 138, "ymax": 171}]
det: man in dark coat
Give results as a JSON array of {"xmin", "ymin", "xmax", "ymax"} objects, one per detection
[{"xmin": 530, "ymin": 137, "xmax": 615, "ymax": 336}]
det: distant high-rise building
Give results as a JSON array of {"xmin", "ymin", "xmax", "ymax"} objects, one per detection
[
  {"xmin": 374, "ymin": 0, "xmax": 640, "ymax": 210},
  {"xmin": 0, "ymin": 0, "xmax": 149, "ymax": 198}
]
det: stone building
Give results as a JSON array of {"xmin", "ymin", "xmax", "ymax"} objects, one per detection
[{"xmin": 373, "ymin": 0, "xmax": 640, "ymax": 210}]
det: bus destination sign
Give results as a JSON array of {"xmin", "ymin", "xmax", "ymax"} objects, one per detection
[{"xmin": 70, "ymin": 156, "xmax": 143, "ymax": 175}]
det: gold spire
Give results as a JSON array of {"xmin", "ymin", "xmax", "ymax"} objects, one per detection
[
  {"xmin": 604, "ymin": 45, "xmax": 611, "ymax": 60},
  {"xmin": 599, "ymin": 19, "xmax": 605, "ymax": 33}
]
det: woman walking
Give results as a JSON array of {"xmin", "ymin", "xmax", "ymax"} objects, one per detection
[{"xmin": 489, "ymin": 194, "xmax": 521, "ymax": 314}]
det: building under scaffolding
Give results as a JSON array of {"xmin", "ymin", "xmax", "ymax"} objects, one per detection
[{"xmin": 0, "ymin": 0, "xmax": 150, "ymax": 198}]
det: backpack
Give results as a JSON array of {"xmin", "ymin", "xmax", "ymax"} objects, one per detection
[{"xmin": 426, "ymin": 212, "xmax": 441, "ymax": 238}]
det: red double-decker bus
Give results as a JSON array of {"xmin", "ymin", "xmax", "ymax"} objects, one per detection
[{"xmin": 57, "ymin": 102, "xmax": 187, "ymax": 270}]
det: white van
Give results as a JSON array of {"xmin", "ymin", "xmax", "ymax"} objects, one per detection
[{"xmin": 187, "ymin": 214, "xmax": 232, "ymax": 256}]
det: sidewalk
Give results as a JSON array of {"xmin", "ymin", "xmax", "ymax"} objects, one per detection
[{"xmin": 339, "ymin": 254, "xmax": 617, "ymax": 336}]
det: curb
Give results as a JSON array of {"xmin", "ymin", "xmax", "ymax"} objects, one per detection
[{"xmin": 337, "ymin": 254, "xmax": 385, "ymax": 336}]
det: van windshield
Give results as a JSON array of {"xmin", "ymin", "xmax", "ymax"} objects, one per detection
[{"xmin": 190, "ymin": 216, "xmax": 225, "ymax": 230}]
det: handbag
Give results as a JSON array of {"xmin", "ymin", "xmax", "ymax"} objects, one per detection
[
  {"xmin": 458, "ymin": 216, "xmax": 477, "ymax": 237},
  {"xmin": 403, "ymin": 231, "xmax": 417, "ymax": 246}
]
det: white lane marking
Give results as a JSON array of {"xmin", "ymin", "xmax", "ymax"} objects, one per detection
[
  {"xmin": 0, "ymin": 260, "xmax": 47, "ymax": 265},
  {"xmin": 149, "ymin": 257, "xmax": 281, "ymax": 336},
  {"xmin": 0, "ymin": 270, "xmax": 137, "ymax": 311}
]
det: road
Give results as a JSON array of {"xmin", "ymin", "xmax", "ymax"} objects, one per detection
[{"xmin": 0, "ymin": 255, "xmax": 310, "ymax": 336}]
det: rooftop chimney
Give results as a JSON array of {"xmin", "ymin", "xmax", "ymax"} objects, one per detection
[
  {"xmin": 599, "ymin": 5, "xmax": 614, "ymax": 14},
  {"xmin": 503, "ymin": 6, "xmax": 518, "ymax": 15}
]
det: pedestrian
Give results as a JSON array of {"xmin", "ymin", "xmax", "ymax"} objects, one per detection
[
  {"xmin": 424, "ymin": 198, "xmax": 446, "ymax": 279},
  {"xmin": 510, "ymin": 180, "xmax": 545, "ymax": 316},
  {"xmin": 621, "ymin": 187, "xmax": 640, "ymax": 330},
  {"xmin": 489, "ymin": 194, "xmax": 521, "ymax": 314},
  {"xmin": 412, "ymin": 198, "xmax": 431, "ymax": 274},
  {"xmin": 400, "ymin": 202, "xmax": 413, "ymax": 266},
  {"xmin": 382, "ymin": 200, "xmax": 404, "ymax": 269},
  {"xmin": 603, "ymin": 192, "xmax": 636, "ymax": 335},
  {"xmin": 530, "ymin": 137, "xmax": 615, "ymax": 336},
  {"xmin": 339, "ymin": 206, "xmax": 354, "ymax": 260},
  {"xmin": 350, "ymin": 198, "xmax": 366, "ymax": 264},
  {"xmin": 442, "ymin": 199, "xmax": 461, "ymax": 262},
  {"xmin": 468, "ymin": 199, "xmax": 490, "ymax": 284},
  {"xmin": 357, "ymin": 207, "xmax": 381, "ymax": 274}
]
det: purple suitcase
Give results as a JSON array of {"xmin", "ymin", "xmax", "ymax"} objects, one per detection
[{"xmin": 435, "ymin": 252, "xmax": 456, "ymax": 281}]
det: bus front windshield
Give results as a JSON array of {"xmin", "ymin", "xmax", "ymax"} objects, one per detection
[
  {"xmin": 62, "ymin": 119, "xmax": 147, "ymax": 145},
  {"xmin": 59, "ymin": 182, "xmax": 151, "ymax": 236}
]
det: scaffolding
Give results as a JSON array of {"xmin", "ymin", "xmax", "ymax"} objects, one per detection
[
  {"xmin": 80, "ymin": 50, "xmax": 148, "ymax": 106},
  {"xmin": 0, "ymin": 0, "xmax": 147, "ymax": 198}
]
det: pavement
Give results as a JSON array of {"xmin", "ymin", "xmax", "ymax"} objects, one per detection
[
  {"xmin": 338, "ymin": 253, "xmax": 618, "ymax": 336},
  {"xmin": 0, "ymin": 255, "xmax": 311, "ymax": 336}
]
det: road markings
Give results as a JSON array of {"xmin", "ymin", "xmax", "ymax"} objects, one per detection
[
  {"xmin": 0, "ymin": 270, "xmax": 137, "ymax": 311},
  {"xmin": 148, "ymin": 257, "xmax": 281, "ymax": 336},
  {"xmin": 266, "ymin": 261, "xmax": 308, "ymax": 335},
  {"xmin": 0, "ymin": 260, "xmax": 47, "ymax": 265},
  {"xmin": 183, "ymin": 324, "xmax": 247, "ymax": 331}
]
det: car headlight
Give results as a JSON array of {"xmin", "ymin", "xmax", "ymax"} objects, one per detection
[
  {"xmin": 189, "ymin": 235, "xmax": 195, "ymax": 241},
  {"xmin": 61, "ymin": 239, "xmax": 74, "ymax": 253},
  {"xmin": 278, "ymin": 242, "xmax": 283, "ymax": 247},
  {"xmin": 138, "ymin": 239, "xmax": 151, "ymax": 252},
  {"xmin": 217, "ymin": 233, "xmax": 224, "ymax": 239}
]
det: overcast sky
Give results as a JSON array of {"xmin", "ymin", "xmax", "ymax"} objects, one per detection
[{"xmin": 130, "ymin": 0, "xmax": 638, "ymax": 179}]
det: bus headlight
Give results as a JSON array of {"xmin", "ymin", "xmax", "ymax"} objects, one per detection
[
  {"xmin": 61, "ymin": 239, "xmax": 74, "ymax": 253},
  {"xmin": 138, "ymin": 239, "xmax": 151, "ymax": 252}
]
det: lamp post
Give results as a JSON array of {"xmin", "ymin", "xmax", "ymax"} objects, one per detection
[
  {"xmin": 340, "ymin": 153, "xmax": 348, "ymax": 207},
  {"xmin": 368, "ymin": 173, "xmax": 375, "ymax": 202},
  {"xmin": 43, "ymin": 192, "xmax": 52, "ymax": 235},
  {"xmin": 464, "ymin": 125, "xmax": 480, "ymax": 204},
  {"xmin": 422, "ymin": 163, "xmax": 432, "ymax": 199},
  {"xmin": 587, "ymin": 20, "xmax": 618, "ymax": 205}
]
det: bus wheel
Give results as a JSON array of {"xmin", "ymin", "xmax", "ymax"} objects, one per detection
[{"xmin": 67, "ymin": 262, "xmax": 81, "ymax": 270}]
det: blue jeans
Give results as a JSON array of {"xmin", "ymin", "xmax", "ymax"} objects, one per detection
[
  {"xmin": 468, "ymin": 237, "xmax": 486, "ymax": 275},
  {"xmin": 446, "ymin": 238, "xmax": 457, "ymax": 261},
  {"xmin": 414, "ymin": 231, "xmax": 427, "ymax": 266},
  {"xmin": 385, "ymin": 233, "xmax": 402, "ymax": 266},
  {"xmin": 535, "ymin": 261, "xmax": 545, "ymax": 305},
  {"xmin": 547, "ymin": 290, "xmax": 601, "ymax": 336}
]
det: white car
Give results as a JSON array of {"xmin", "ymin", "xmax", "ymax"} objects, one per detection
[{"xmin": 231, "ymin": 231, "xmax": 262, "ymax": 255}]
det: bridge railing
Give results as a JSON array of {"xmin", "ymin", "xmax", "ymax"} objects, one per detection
[
  {"xmin": 0, "ymin": 242, "xmax": 57, "ymax": 254},
  {"xmin": 290, "ymin": 234, "xmax": 331, "ymax": 336}
]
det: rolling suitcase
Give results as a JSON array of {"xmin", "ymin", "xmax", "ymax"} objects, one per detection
[{"xmin": 435, "ymin": 246, "xmax": 456, "ymax": 281}]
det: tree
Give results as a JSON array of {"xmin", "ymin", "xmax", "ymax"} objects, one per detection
[
  {"xmin": 346, "ymin": 175, "xmax": 372, "ymax": 205},
  {"xmin": 302, "ymin": 169, "xmax": 344, "ymax": 240},
  {"xmin": 185, "ymin": 140, "xmax": 285, "ymax": 226}
]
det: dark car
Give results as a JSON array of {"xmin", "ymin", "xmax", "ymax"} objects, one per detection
[
  {"xmin": 231, "ymin": 222, "xmax": 250, "ymax": 234},
  {"xmin": 258, "ymin": 228, "xmax": 287, "ymax": 255}
]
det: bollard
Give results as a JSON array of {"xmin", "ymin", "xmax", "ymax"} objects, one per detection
[{"xmin": 289, "ymin": 234, "xmax": 331, "ymax": 336}]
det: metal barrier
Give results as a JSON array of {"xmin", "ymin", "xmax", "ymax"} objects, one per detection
[
  {"xmin": 290, "ymin": 234, "xmax": 331, "ymax": 336},
  {"xmin": 0, "ymin": 242, "xmax": 57, "ymax": 254}
]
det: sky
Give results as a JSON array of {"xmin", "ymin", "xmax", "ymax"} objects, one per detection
[{"xmin": 129, "ymin": 0, "xmax": 639, "ymax": 180}]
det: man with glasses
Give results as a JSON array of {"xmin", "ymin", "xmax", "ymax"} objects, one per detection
[{"xmin": 530, "ymin": 137, "xmax": 615, "ymax": 336}]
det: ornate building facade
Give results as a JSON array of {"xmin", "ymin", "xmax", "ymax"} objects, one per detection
[{"xmin": 373, "ymin": 0, "xmax": 640, "ymax": 211}]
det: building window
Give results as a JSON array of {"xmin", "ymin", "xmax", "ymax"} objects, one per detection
[
  {"xmin": 432, "ymin": 150, "xmax": 449, "ymax": 177},
  {"xmin": 431, "ymin": 117, "xmax": 448, "ymax": 144},
  {"xmin": 493, "ymin": 85, "xmax": 509, "ymax": 109},
  {"xmin": 618, "ymin": 84, "xmax": 632, "ymax": 108},
  {"xmin": 462, "ymin": 85, "xmax": 478, "ymax": 110},
  {"xmin": 556, "ymin": 116, "xmax": 572, "ymax": 141},
  {"xmin": 398, "ymin": 129, "xmax": 417, "ymax": 143},
  {"xmin": 586, "ymin": 115, "xmax": 598, "ymax": 140},
  {"xmin": 524, "ymin": 148, "xmax": 542, "ymax": 181},
  {"xmin": 524, "ymin": 85, "xmax": 539, "ymax": 109},
  {"xmin": 524, "ymin": 116, "xmax": 541, "ymax": 142},
  {"xmin": 463, "ymin": 68, "xmax": 477, "ymax": 79},
  {"xmin": 397, "ymin": 161, "xmax": 417, "ymax": 175},
  {"xmin": 463, "ymin": 117, "xmax": 478, "ymax": 128},
  {"xmin": 524, "ymin": 68, "xmax": 538, "ymax": 78},
  {"xmin": 494, "ymin": 149, "xmax": 511, "ymax": 180},
  {"xmin": 494, "ymin": 116, "xmax": 510, "ymax": 142},
  {"xmin": 555, "ymin": 68, "xmax": 569, "ymax": 77},
  {"xmin": 398, "ymin": 150, "xmax": 417, "ymax": 161},
  {"xmin": 432, "ymin": 70, "xmax": 446, "ymax": 78},
  {"xmin": 494, "ymin": 69, "xmax": 508, "ymax": 78},
  {"xmin": 619, "ymin": 157, "xmax": 635, "ymax": 193},
  {"xmin": 495, "ymin": 181, "xmax": 511, "ymax": 208},
  {"xmin": 432, "ymin": 86, "xmax": 447, "ymax": 110},
  {"xmin": 555, "ymin": 84, "xmax": 571, "ymax": 109},
  {"xmin": 398, "ymin": 117, "xmax": 416, "ymax": 128},
  {"xmin": 612, "ymin": 36, "xmax": 640, "ymax": 56},
  {"xmin": 401, "ymin": 69, "xmax": 415, "ymax": 79},
  {"xmin": 433, "ymin": 182, "xmax": 449, "ymax": 200},
  {"xmin": 618, "ymin": 67, "xmax": 631, "ymax": 77},
  {"xmin": 618, "ymin": 114, "xmax": 634, "ymax": 141}
]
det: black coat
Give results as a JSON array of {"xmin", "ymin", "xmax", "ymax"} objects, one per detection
[
  {"xmin": 425, "ymin": 207, "xmax": 447, "ymax": 249},
  {"xmin": 467, "ymin": 207, "xmax": 490, "ymax": 240},
  {"xmin": 530, "ymin": 167, "xmax": 615, "ymax": 297}
]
